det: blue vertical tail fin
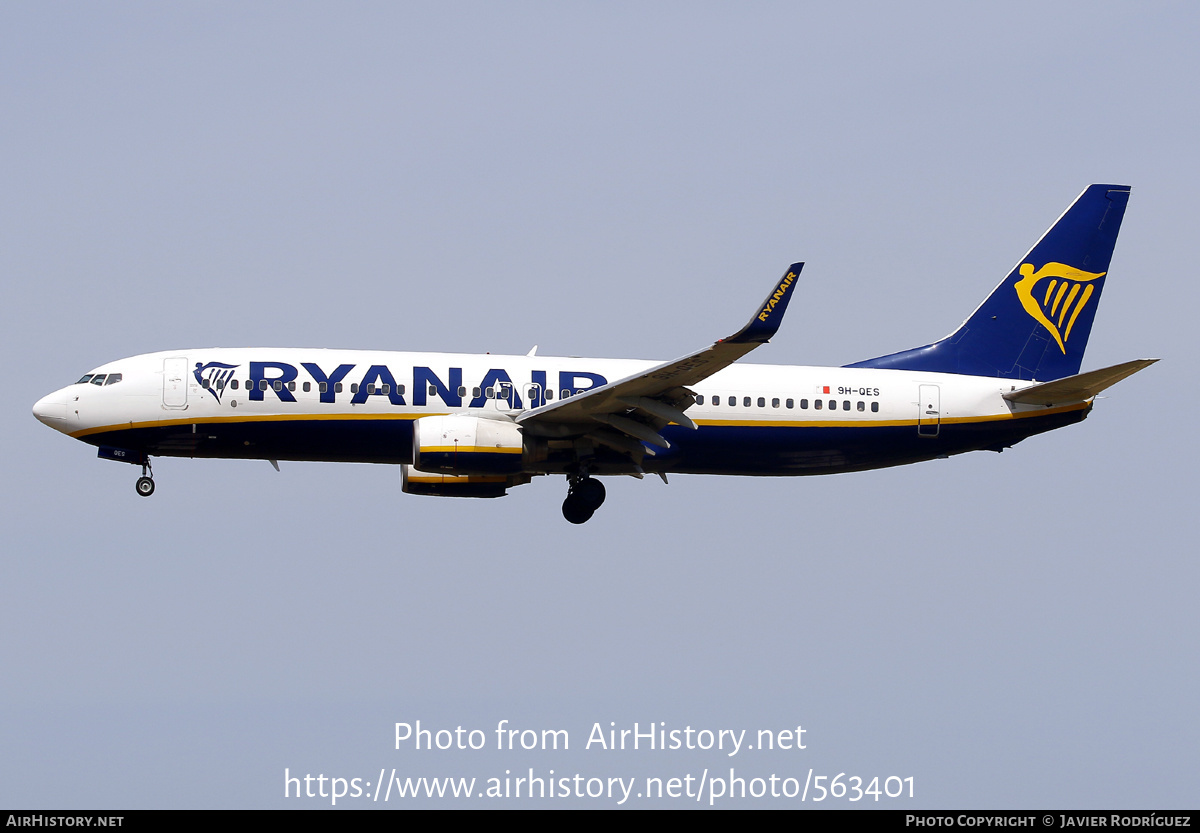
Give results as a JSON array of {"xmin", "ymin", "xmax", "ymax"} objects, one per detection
[{"xmin": 847, "ymin": 185, "xmax": 1131, "ymax": 381}]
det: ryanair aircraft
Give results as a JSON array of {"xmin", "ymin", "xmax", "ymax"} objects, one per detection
[{"xmin": 33, "ymin": 185, "xmax": 1154, "ymax": 523}]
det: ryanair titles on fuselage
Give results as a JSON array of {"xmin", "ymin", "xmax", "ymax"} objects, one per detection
[{"xmin": 194, "ymin": 359, "xmax": 609, "ymax": 410}]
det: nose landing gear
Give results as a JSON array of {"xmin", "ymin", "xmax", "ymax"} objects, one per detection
[
  {"xmin": 135, "ymin": 459, "xmax": 155, "ymax": 497},
  {"xmin": 562, "ymin": 474, "xmax": 605, "ymax": 524}
]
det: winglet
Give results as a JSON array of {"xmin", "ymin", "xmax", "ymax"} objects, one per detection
[{"xmin": 725, "ymin": 263, "xmax": 804, "ymax": 344}]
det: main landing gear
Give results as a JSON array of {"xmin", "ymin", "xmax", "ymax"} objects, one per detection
[
  {"xmin": 562, "ymin": 473, "xmax": 605, "ymax": 524},
  {"xmin": 135, "ymin": 459, "xmax": 155, "ymax": 497}
]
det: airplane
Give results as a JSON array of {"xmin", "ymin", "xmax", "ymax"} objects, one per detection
[{"xmin": 32, "ymin": 184, "xmax": 1155, "ymax": 523}]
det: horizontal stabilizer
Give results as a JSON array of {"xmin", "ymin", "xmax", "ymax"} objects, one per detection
[{"xmin": 1003, "ymin": 359, "xmax": 1158, "ymax": 406}]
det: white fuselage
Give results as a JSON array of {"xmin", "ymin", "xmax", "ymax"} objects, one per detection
[{"xmin": 33, "ymin": 347, "xmax": 1086, "ymax": 477}]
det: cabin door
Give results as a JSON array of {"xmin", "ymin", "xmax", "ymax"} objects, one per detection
[
  {"xmin": 486, "ymin": 382, "xmax": 515, "ymax": 413},
  {"xmin": 917, "ymin": 384, "xmax": 940, "ymax": 437},
  {"xmin": 521, "ymin": 383, "xmax": 543, "ymax": 411},
  {"xmin": 163, "ymin": 357, "xmax": 189, "ymax": 410}
]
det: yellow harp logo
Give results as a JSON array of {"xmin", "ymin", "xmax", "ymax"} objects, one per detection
[{"xmin": 1014, "ymin": 262, "xmax": 1106, "ymax": 353}]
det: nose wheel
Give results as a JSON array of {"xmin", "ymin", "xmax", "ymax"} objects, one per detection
[
  {"xmin": 135, "ymin": 460, "xmax": 155, "ymax": 497},
  {"xmin": 562, "ymin": 475, "xmax": 605, "ymax": 524}
]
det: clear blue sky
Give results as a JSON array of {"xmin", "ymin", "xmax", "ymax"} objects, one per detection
[{"xmin": 2, "ymin": 1, "xmax": 1195, "ymax": 808}]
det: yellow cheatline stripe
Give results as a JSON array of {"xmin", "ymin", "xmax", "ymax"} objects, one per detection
[
  {"xmin": 421, "ymin": 446, "xmax": 522, "ymax": 454},
  {"xmin": 72, "ymin": 401, "xmax": 1089, "ymax": 440},
  {"xmin": 694, "ymin": 401, "xmax": 1087, "ymax": 429},
  {"xmin": 697, "ymin": 418, "xmax": 911, "ymax": 428},
  {"xmin": 69, "ymin": 410, "xmax": 444, "ymax": 439},
  {"xmin": 407, "ymin": 474, "xmax": 507, "ymax": 483}
]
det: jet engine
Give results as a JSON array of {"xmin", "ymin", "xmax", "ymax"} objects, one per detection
[
  {"xmin": 411, "ymin": 414, "xmax": 526, "ymax": 476},
  {"xmin": 401, "ymin": 464, "xmax": 529, "ymax": 498}
]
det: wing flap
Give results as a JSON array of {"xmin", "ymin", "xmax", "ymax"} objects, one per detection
[{"xmin": 618, "ymin": 396, "xmax": 697, "ymax": 430}]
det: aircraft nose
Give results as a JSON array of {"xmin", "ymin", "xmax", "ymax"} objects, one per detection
[{"xmin": 32, "ymin": 388, "xmax": 70, "ymax": 431}]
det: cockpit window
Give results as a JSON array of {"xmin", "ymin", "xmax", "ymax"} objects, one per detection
[{"xmin": 76, "ymin": 372, "xmax": 122, "ymax": 386}]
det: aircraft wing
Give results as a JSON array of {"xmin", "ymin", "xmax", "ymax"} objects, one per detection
[
  {"xmin": 516, "ymin": 263, "xmax": 803, "ymax": 455},
  {"xmin": 1002, "ymin": 358, "xmax": 1158, "ymax": 406}
]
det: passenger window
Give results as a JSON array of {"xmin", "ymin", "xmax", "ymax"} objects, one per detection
[
  {"xmin": 799, "ymin": 399, "xmax": 806, "ymax": 409},
  {"xmin": 743, "ymin": 397, "xmax": 751, "ymax": 407},
  {"xmin": 318, "ymin": 382, "xmax": 327, "ymax": 393},
  {"xmin": 843, "ymin": 400, "xmax": 850, "ymax": 410},
  {"xmin": 215, "ymin": 379, "xmax": 225, "ymax": 390},
  {"xmin": 457, "ymin": 386, "xmax": 466, "ymax": 397},
  {"xmin": 561, "ymin": 390, "xmax": 571, "ymax": 398},
  {"xmin": 366, "ymin": 383, "xmax": 375, "ymax": 394},
  {"xmin": 334, "ymin": 382, "xmax": 343, "ymax": 393},
  {"xmin": 857, "ymin": 401, "xmax": 865, "ymax": 411},
  {"xmin": 90, "ymin": 374, "xmax": 106, "ymax": 386},
  {"xmin": 259, "ymin": 380, "xmax": 268, "ymax": 391},
  {"xmin": 288, "ymin": 381, "xmax": 296, "ymax": 391},
  {"xmin": 728, "ymin": 396, "xmax": 736, "ymax": 406},
  {"xmin": 828, "ymin": 399, "xmax": 836, "ymax": 410},
  {"xmin": 397, "ymin": 385, "xmax": 405, "ymax": 394},
  {"xmin": 382, "ymin": 384, "xmax": 390, "ymax": 395},
  {"xmin": 428, "ymin": 385, "xmax": 437, "ymax": 396},
  {"xmin": 696, "ymin": 394, "xmax": 704, "ymax": 405},
  {"xmin": 350, "ymin": 383, "xmax": 359, "ymax": 394},
  {"xmin": 871, "ymin": 402, "xmax": 879, "ymax": 413},
  {"xmin": 486, "ymin": 387, "xmax": 495, "ymax": 398},
  {"xmin": 273, "ymin": 380, "xmax": 282, "ymax": 391},
  {"xmin": 787, "ymin": 398, "xmax": 795, "ymax": 409},
  {"xmin": 200, "ymin": 378, "xmax": 210, "ymax": 388},
  {"xmin": 473, "ymin": 387, "xmax": 481, "ymax": 398},
  {"xmin": 231, "ymin": 380, "xmax": 240, "ymax": 390},
  {"xmin": 814, "ymin": 400, "xmax": 822, "ymax": 410},
  {"xmin": 546, "ymin": 389, "xmax": 554, "ymax": 401},
  {"xmin": 757, "ymin": 397, "xmax": 766, "ymax": 408},
  {"xmin": 303, "ymin": 382, "xmax": 311, "ymax": 393},
  {"xmin": 772, "ymin": 398, "xmax": 780, "ymax": 408}
]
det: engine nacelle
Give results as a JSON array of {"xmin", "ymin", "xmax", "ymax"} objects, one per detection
[
  {"xmin": 401, "ymin": 464, "xmax": 522, "ymax": 498},
  {"xmin": 412, "ymin": 415, "xmax": 525, "ymax": 476}
]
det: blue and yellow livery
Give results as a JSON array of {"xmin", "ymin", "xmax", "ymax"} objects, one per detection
[
  {"xmin": 848, "ymin": 184, "xmax": 1129, "ymax": 382},
  {"xmin": 32, "ymin": 186, "xmax": 1154, "ymax": 523}
]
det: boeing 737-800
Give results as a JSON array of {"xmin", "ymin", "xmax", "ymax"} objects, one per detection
[{"xmin": 33, "ymin": 185, "xmax": 1154, "ymax": 523}]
